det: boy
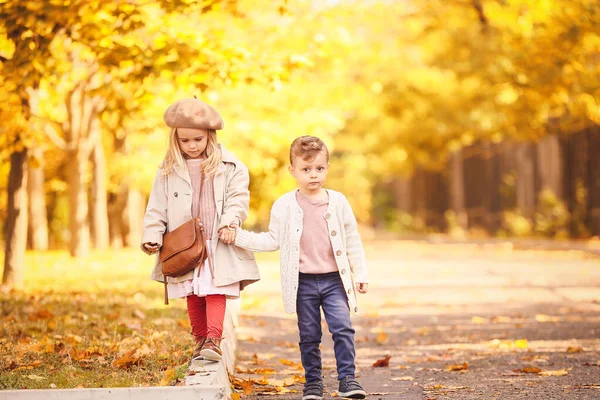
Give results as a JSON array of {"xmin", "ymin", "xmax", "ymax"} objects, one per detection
[{"xmin": 232, "ymin": 136, "xmax": 369, "ymax": 399}]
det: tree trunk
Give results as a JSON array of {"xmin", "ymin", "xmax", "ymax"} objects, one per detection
[
  {"xmin": 449, "ymin": 149, "xmax": 467, "ymax": 230},
  {"xmin": 90, "ymin": 119, "xmax": 109, "ymax": 250},
  {"xmin": 3, "ymin": 149, "xmax": 28, "ymax": 287},
  {"xmin": 391, "ymin": 177, "xmax": 412, "ymax": 213},
  {"xmin": 27, "ymin": 149, "xmax": 49, "ymax": 250},
  {"xmin": 108, "ymin": 190, "xmax": 126, "ymax": 248},
  {"xmin": 123, "ymin": 188, "xmax": 144, "ymax": 247},
  {"xmin": 587, "ymin": 126, "xmax": 600, "ymax": 236},
  {"xmin": 516, "ymin": 142, "xmax": 537, "ymax": 219},
  {"xmin": 67, "ymin": 149, "xmax": 91, "ymax": 257},
  {"xmin": 537, "ymin": 135, "xmax": 564, "ymax": 198}
]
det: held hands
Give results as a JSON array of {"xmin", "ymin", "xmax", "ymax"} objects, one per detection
[
  {"xmin": 356, "ymin": 282, "xmax": 369, "ymax": 294},
  {"xmin": 218, "ymin": 225, "xmax": 237, "ymax": 245},
  {"xmin": 142, "ymin": 242, "xmax": 160, "ymax": 255}
]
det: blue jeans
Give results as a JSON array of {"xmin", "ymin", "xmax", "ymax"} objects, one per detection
[{"xmin": 296, "ymin": 272, "xmax": 356, "ymax": 383}]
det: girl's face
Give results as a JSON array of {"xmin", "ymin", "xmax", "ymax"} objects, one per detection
[
  {"xmin": 177, "ymin": 128, "xmax": 209, "ymax": 159},
  {"xmin": 289, "ymin": 150, "xmax": 329, "ymax": 194}
]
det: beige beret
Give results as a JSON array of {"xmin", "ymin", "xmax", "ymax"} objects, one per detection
[{"xmin": 163, "ymin": 98, "xmax": 224, "ymax": 130}]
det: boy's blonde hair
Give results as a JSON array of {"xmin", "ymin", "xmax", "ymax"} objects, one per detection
[
  {"xmin": 160, "ymin": 128, "xmax": 222, "ymax": 177},
  {"xmin": 289, "ymin": 135, "xmax": 329, "ymax": 165}
]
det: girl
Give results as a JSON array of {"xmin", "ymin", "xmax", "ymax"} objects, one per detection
[{"xmin": 141, "ymin": 97, "xmax": 259, "ymax": 362}]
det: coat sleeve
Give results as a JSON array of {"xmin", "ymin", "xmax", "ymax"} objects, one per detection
[
  {"xmin": 342, "ymin": 195, "xmax": 368, "ymax": 283},
  {"xmin": 218, "ymin": 162, "xmax": 250, "ymax": 230},
  {"xmin": 141, "ymin": 169, "xmax": 168, "ymax": 250},
  {"xmin": 234, "ymin": 201, "xmax": 281, "ymax": 252}
]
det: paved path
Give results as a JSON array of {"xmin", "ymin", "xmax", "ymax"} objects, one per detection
[{"xmin": 233, "ymin": 241, "xmax": 600, "ymax": 399}]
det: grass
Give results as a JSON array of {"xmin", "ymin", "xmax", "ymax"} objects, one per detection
[
  {"xmin": 0, "ymin": 248, "xmax": 283, "ymax": 390},
  {"xmin": 0, "ymin": 249, "xmax": 193, "ymax": 390}
]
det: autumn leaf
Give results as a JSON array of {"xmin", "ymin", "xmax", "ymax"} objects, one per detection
[
  {"xmin": 515, "ymin": 366, "xmax": 542, "ymax": 374},
  {"xmin": 539, "ymin": 368, "xmax": 570, "ymax": 377},
  {"xmin": 230, "ymin": 394, "xmax": 241, "ymax": 400},
  {"xmin": 373, "ymin": 355, "xmax": 391, "ymax": 367},
  {"xmin": 391, "ymin": 376, "xmax": 414, "ymax": 381},
  {"xmin": 28, "ymin": 310, "xmax": 54, "ymax": 321},
  {"xmin": 279, "ymin": 358, "xmax": 302, "ymax": 369},
  {"xmin": 567, "ymin": 346, "xmax": 583, "ymax": 353},
  {"xmin": 445, "ymin": 362, "xmax": 468, "ymax": 372},
  {"xmin": 232, "ymin": 377, "xmax": 255, "ymax": 395},
  {"xmin": 375, "ymin": 332, "xmax": 389, "ymax": 345}
]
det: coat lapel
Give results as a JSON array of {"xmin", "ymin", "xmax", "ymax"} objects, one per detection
[
  {"xmin": 213, "ymin": 163, "xmax": 226, "ymax": 215},
  {"xmin": 173, "ymin": 164, "xmax": 191, "ymax": 186}
]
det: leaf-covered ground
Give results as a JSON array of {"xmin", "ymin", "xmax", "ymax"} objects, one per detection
[
  {"xmin": 233, "ymin": 241, "xmax": 600, "ymax": 399},
  {"xmin": 0, "ymin": 250, "xmax": 192, "ymax": 389}
]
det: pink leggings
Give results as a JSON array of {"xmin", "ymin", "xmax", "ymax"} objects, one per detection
[{"xmin": 186, "ymin": 294, "xmax": 226, "ymax": 341}]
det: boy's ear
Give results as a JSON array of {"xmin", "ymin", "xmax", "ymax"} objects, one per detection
[{"xmin": 288, "ymin": 165, "xmax": 295, "ymax": 178}]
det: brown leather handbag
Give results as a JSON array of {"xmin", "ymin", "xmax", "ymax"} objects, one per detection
[{"xmin": 159, "ymin": 177, "xmax": 214, "ymax": 305}]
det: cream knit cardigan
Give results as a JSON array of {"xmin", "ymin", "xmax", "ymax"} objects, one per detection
[{"xmin": 235, "ymin": 189, "xmax": 368, "ymax": 314}]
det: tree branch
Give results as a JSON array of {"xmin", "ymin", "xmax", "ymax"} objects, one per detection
[
  {"xmin": 30, "ymin": 114, "xmax": 68, "ymax": 150},
  {"xmin": 472, "ymin": 0, "xmax": 489, "ymax": 29}
]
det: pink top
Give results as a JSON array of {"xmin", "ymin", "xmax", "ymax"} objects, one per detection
[
  {"xmin": 296, "ymin": 191, "xmax": 338, "ymax": 274},
  {"xmin": 186, "ymin": 159, "xmax": 216, "ymax": 238}
]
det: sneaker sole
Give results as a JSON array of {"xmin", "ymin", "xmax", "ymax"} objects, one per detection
[
  {"xmin": 191, "ymin": 354, "xmax": 204, "ymax": 361},
  {"xmin": 337, "ymin": 390, "xmax": 367, "ymax": 399},
  {"xmin": 302, "ymin": 396, "xmax": 323, "ymax": 400},
  {"xmin": 200, "ymin": 349, "xmax": 222, "ymax": 362}
]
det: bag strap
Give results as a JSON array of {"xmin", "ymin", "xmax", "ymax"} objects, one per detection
[{"xmin": 163, "ymin": 167, "xmax": 209, "ymax": 306}]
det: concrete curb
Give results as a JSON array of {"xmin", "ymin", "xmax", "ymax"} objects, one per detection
[{"xmin": 2, "ymin": 299, "xmax": 240, "ymax": 400}]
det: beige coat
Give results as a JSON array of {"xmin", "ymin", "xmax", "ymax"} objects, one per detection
[{"xmin": 141, "ymin": 145, "xmax": 260, "ymax": 290}]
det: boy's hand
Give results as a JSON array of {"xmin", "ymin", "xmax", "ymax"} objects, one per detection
[
  {"xmin": 142, "ymin": 242, "xmax": 160, "ymax": 255},
  {"xmin": 356, "ymin": 283, "xmax": 368, "ymax": 294},
  {"xmin": 218, "ymin": 226, "xmax": 237, "ymax": 244}
]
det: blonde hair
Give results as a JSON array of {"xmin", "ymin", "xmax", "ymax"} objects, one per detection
[
  {"xmin": 160, "ymin": 128, "xmax": 222, "ymax": 177},
  {"xmin": 289, "ymin": 135, "xmax": 329, "ymax": 166}
]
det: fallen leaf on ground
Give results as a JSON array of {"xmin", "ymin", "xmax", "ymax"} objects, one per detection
[
  {"xmin": 515, "ymin": 366, "xmax": 542, "ymax": 374},
  {"xmin": 373, "ymin": 355, "xmax": 391, "ymax": 367},
  {"xmin": 567, "ymin": 346, "xmax": 583, "ymax": 353},
  {"xmin": 230, "ymin": 394, "xmax": 241, "ymax": 400},
  {"xmin": 279, "ymin": 358, "xmax": 302, "ymax": 369},
  {"xmin": 391, "ymin": 376, "xmax": 414, "ymax": 381},
  {"xmin": 445, "ymin": 362, "xmax": 468, "ymax": 372},
  {"xmin": 539, "ymin": 368, "xmax": 570, "ymax": 377},
  {"xmin": 376, "ymin": 332, "xmax": 389, "ymax": 345},
  {"xmin": 27, "ymin": 375, "xmax": 46, "ymax": 381}
]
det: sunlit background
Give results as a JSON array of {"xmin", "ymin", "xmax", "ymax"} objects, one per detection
[{"xmin": 1, "ymin": 0, "xmax": 600, "ymax": 393}]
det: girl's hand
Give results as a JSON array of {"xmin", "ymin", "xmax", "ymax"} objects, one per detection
[
  {"xmin": 143, "ymin": 242, "xmax": 160, "ymax": 254},
  {"xmin": 356, "ymin": 282, "xmax": 368, "ymax": 294},
  {"xmin": 218, "ymin": 226, "xmax": 237, "ymax": 244}
]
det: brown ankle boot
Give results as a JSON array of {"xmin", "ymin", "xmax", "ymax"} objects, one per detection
[
  {"xmin": 200, "ymin": 337, "xmax": 223, "ymax": 362},
  {"xmin": 192, "ymin": 337, "xmax": 206, "ymax": 361}
]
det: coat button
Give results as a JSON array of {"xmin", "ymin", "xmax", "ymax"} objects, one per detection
[
  {"xmin": 331, "ymin": 230, "xmax": 337, "ymax": 236},
  {"xmin": 341, "ymin": 269, "xmax": 346, "ymax": 274},
  {"xmin": 174, "ymin": 192, "xmax": 178, "ymax": 197},
  {"xmin": 354, "ymin": 307, "xmax": 358, "ymax": 313},
  {"xmin": 336, "ymin": 250, "xmax": 342, "ymax": 256},
  {"xmin": 347, "ymin": 288, "xmax": 351, "ymax": 294},
  {"xmin": 324, "ymin": 213, "xmax": 331, "ymax": 219}
]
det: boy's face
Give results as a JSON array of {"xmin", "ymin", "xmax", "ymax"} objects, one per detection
[
  {"xmin": 177, "ymin": 128, "xmax": 209, "ymax": 159},
  {"xmin": 289, "ymin": 150, "xmax": 329, "ymax": 194}
]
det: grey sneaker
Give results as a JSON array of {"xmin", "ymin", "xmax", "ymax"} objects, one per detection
[
  {"xmin": 302, "ymin": 381, "xmax": 323, "ymax": 400},
  {"xmin": 338, "ymin": 376, "xmax": 366, "ymax": 399}
]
